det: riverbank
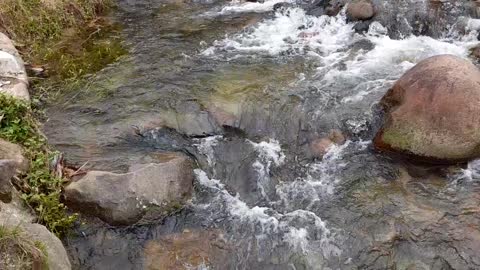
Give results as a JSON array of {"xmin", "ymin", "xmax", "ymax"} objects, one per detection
[{"xmin": 0, "ymin": 0, "xmax": 126, "ymax": 268}]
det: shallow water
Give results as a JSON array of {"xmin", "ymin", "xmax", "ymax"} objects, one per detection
[{"xmin": 44, "ymin": 0, "xmax": 480, "ymax": 269}]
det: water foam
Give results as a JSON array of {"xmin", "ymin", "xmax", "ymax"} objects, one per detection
[
  {"xmin": 203, "ymin": 8, "xmax": 354, "ymax": 56},
  {"xmin": 275, "ymin": 141, "xmax": 352, "ymax": 213},
  {"xmin": 450, "ymin": 159, "xmax": 480, "ymax": 183},
  {"xmin": 194, "ymin": 169, "xmax": 341, "ymax": 261},
  {"xmin": 249, "ymin": 139, "xmax": 286, "ymax": 198},
  {"xmin": 204, "ymin": 7, "xmax": 476, "ymax": 104},
  {"xmin": 194, "ymin": 135, "xmax": 223, "ymax": 167},
  {"xmin": 218, "ymin": 0, "xmax": 292, "ymax": 14}
]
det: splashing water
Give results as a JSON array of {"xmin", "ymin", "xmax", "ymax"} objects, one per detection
[
  {"xmin": 450, "ymin": 159, "xmax": 480, "ymax": 183},
  {"xmin": 204, "ymin": 8, "xmax": 354, "ymax": 56},
  {"xmin": 55, "ymin": 0, "xmax": 480, "ymax": 268},
  {"xmin": 218, "ymin": 0, "xmax": 293, "ymax": 14},
  {"xmin": 194, "ymin": 169, "xmax": 341, "ymax": 263},
  {"xmin": 194, "ymin": 135, "xmax": 223, "ymax": 167}
]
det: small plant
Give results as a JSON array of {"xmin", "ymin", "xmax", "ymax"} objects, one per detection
[
  {"xmin": 0, "ymin": 94, "xmax": 77, "ymax": 236},
  {"xmin": 0, "ymin": 225, "xmax": 49, "ymax": 269}
]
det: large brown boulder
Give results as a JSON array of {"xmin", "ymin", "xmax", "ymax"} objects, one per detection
[
  {"xmin": 64, "ymin": 152, "xmax": 194, "ymax": 225},
  {"xmin": 374, "ymin": 54, "xmax": 480, "ymax": 163}
]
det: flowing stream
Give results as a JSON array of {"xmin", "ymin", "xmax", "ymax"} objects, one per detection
[{"xmin": 44, "ymin": 0, "xmax": 480, "ymax": 269}]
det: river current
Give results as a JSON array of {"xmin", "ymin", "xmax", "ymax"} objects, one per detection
[{"xmin": 44, "ymin": 0, "xmax": 480, "ymax": 269}]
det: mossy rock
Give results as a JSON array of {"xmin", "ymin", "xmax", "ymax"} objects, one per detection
[{"xmin": 374, "ymin": 55, "xmax": 480, "ymax": 163}]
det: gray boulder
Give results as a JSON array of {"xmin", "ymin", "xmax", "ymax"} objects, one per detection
[
  {"xmin": 0, "ymin": 160, "xmax": 16, "ymax": 202},
  {"xmin": 0, "ymin": 32, "xmax": 29, "ymax": 101},
  {"xmin": 24, "ymin": 223, "xmax": 72, "ymax": 270},
  {"xmin": 64, "ymin": 152, "xmax": 194, "ymax": 225},
  {"xmin": 0, "ymin": 139, "xmax": 28, "ymax": 203},
  {"xmin": 0, "ymin": 138, "xmax": 29, "ymax": 172},
  {"xmin": 0, "ymin": 192, "xmax": 71, "ymax": 270}
]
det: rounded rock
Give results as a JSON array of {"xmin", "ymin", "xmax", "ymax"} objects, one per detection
[
  {"xmin": 374, "ymin": 54, "xmax": 480, "ymax": 163},
  {"xmin": 347, "ymin": 0, "xmax": 375, "ymax": 21}
]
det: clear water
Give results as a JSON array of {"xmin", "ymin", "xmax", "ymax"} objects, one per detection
[{"xmin": 45, "ymin": 0, "xmax": 480, "ymax": 269}]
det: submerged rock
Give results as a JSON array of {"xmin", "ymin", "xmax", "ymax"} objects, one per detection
[
  {"xmin": 347, "ymin": 0, "xmax": 375, "ymax": 21},
  {"xmin": 144, "ymin": 229, "xmax": 232, "ymax": 269},
  {"xmin": 374, "ymin": 54, "xmax": 480, "ymax": 163},
  {"xmin": 472, "ymin": 45, "xmax": 480, "ymax": 59},
  {"xmin": 64, "ymin": 152, "xmax": 194, "ymax": 225},
  {"xmin": 309, "ymin": 129, "xmax": 346, "ymax": 158}
]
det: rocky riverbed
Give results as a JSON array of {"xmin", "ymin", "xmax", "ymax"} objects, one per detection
[{"xmin": 2, "ymin": 0, "xmax": 480, "ymax": 269}]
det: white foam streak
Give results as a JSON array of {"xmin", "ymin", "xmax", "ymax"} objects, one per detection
[
  {"xmin": 276, "ymin": 141, "xmax": 368, "ymax": 213},
  {"xmin": 219, "ymin": 0, "xmax": 292, "ymax": 14},
  {"xmin": 205, "ymin": 7, "xmax": 476, "ymax": 104},
  {"xmin": 249, "ymin": 139, "xmax": 286, "ymax": 198},
  {"xmin": 194, "ymin": 169, "xmax": 340, "ymax": 258},
  {"xmin": 204, "ymin": 8, "xmax": 354, "ymax": 56},
  {"xmin": 332, "ymin": 24, "xmax": 473, "ymax": 102},
  {"xmin": 450, "ymin": 159, "xmax": 480, "ymax": 183},
  {"xmin": 194, "ymin": 135, "xmax": 223, "ymax": 169},
  {"xmin": 249, "ymin": 139, "xmax": 285, "ymax": 166}
]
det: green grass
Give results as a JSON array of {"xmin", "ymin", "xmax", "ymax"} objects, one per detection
[
  {"xmin": 0, "ymin": 94, "xmax": 77, "ymax": 236},
  {"xmin": 0, "ymin": 0, "xmax": 127, "ymax": 97},
  {"xmin": 0, "ymin": 225, "xmax": 48, "ymax": 269}
]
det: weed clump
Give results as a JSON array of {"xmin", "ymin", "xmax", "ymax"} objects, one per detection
[
  {"xmin": 0, "ymin": 225, "xmax": 48, "ymax": 269},
  {"xmin": 0, "ymin": 94, "xmax": 77, "ymax": 236},
  {"xmin": 0, "ymin": 0, "xmax": 126, "ymax": 90}
]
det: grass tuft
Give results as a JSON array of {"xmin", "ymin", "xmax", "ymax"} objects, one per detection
[{"xmin": 0, "ymin": 225, "xmax": 49, "ymax": 270}]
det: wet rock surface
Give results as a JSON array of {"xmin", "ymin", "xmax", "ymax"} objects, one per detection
[
  {"xmin": 64, "ymin": 152, "xmax": 194, "ymax": 225},
  {"xmin": 472, "ymin": 45, "xmax": 480, "ymax": 59},
  {"xmin": 144, "ymin": 229, "xmax": 232, "ymax": 269},
  {"xmin": 374, "ymin": 55, "xmax": 480, "ymax": 163}
]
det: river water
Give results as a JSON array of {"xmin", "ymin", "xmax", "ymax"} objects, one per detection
[{"xmin": 44, "ymin": 0, "xmax": 480, "ymax": 269}]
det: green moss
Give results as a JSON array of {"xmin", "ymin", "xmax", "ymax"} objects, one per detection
[
  {"xmin": 0, "ymin": 0, "xmax": 127, "ymax": 97},
  {"xmin": 382, "ymin": 128, "xmax": 415, "ymax": 150},
  {"xmin": 36, "ymin": 21, "xmax": 127, "ymax": 80},
  {"xmin": 0, "ymin": 225, "xmax": 49, "ymax": 269},
  {"xmin": 0, "ymin": 94, "xmax": 77, "ymax": 236}
]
